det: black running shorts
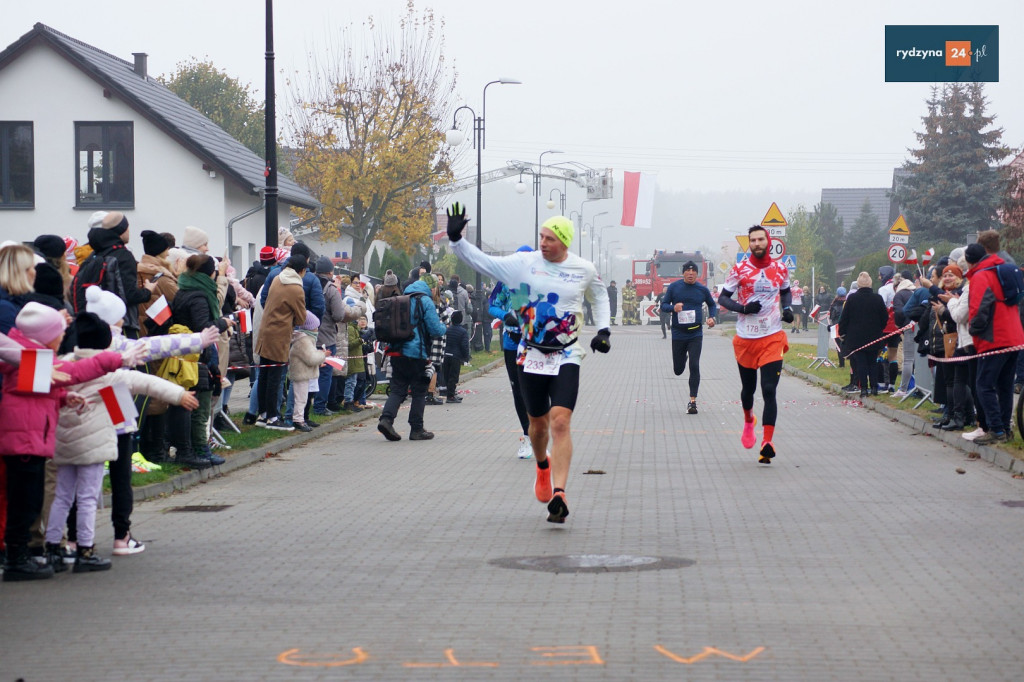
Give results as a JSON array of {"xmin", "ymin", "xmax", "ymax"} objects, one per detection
[{"xmin": 516, "ymin": 362, "xmax": 581, "ymax": 417}]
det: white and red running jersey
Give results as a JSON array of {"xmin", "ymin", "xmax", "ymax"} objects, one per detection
[{"xmin": 722, "ymin": 259, "xmax": 791, "ymax": 339}]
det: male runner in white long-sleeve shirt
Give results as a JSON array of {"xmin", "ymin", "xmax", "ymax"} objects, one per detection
[{"xmin": 448, "ymin": 204, "xmax": 610, "ymax": 523}]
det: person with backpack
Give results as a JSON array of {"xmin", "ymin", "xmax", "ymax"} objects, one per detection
[
  {"xmin": 964, "ymin": 241, "xmax": 1024, "ymax": 445},
  {"xmin": 243, "ymin": 246, "xmax": 277, "ymax": 300},
  {"xmin": 375, "ymin": 273, "xmax": 448, "ymax": 442},
  {"xmin": 76, "ymin": 212, "xmax": 157, "ymax": 338}
]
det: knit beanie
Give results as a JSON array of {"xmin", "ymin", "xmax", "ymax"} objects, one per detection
[
  {"xmin": 420, "ymin": 260, "xmax": 432, "ymax": 274},
  {"xmin": 300, "ymin": 311, "xmax": 320, "ymax": 330},
  {"xmin": 74, "ymin": 311, "xmax": 112, "ymax": 350},
  {"xmin": 87, "ymin": 211, "xmax": 109, "ymax": 229},
  {"xmin": 141, "ymin": 230, "xmax": 169, "ymax": 257},
  {"xmin": 942, "ymin": 263, "xmax": 963, "ymax": 279},
  {"xmin": 33, "ymin": 234, "xmax": 66, "ymax": 259},
  {"xmin": 85, "ymin": 286, "xmax": 127, "ymax": 326},
  {"xmin": 34, "ymin": 263, "xmax": 64, "ymax": 299},
  {"xmin": 315, "ymin": 256, "xmax": 334, "ymax": 275},
  {"xmin": 278, "ymin": 227, "xmax": 294, "ymax": 244},
  {"xmin": 16, "ymin": 302, "xmax": 67, "ymax": 346},
  {"xmin": 420, "ymin": 273, "xmax": 438, "ymax": 290},
  {"xmin": 383, "ymin": 271, "xmax": 399, "ymax": 286},
  {"xmin": 259, "ymin": 246, "xmax": 276, "ymax": 264},
  {"xmin": 197, "ymin": 255, "xmax": 216, "ymax": 277},
  {"xmin": 101, "ymin": 211, "xmax": 129, "ymax": 235},
  {"xmin": 182, "ymin": 225, "xmax": 209, "ymax": 250},
  {"xmin": 964, "ymin": 243, "xmax": 986, "ymax": 264}
]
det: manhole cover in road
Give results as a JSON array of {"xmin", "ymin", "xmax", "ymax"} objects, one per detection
[
  {"xmin": 1001, "ymin": 500, "xmax": 1024, "ymax": 508},
  {"xmin": 489, "ymin": 554, "xmax": 695, "ymax": 574}
]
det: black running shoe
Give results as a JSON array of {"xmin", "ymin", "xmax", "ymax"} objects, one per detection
[
  {"xmin": 686, "ymin": 401, "xmax": 698, "ymax": 415},
  {"xmin": 546, "ymin": 492, "xmax": 569, "ymax": 523},
  {"xmin": 758, "ymin": 441, "xmax": 776, "ymax": 464}
]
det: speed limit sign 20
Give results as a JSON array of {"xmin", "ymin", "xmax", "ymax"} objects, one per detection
[
  {"xmin": 768, "ymin": 239, "xmax": 786, "ymax": 260},
  {"xmin": 888, "ymin": 244, "xmax": 907, "ymax": 263}
]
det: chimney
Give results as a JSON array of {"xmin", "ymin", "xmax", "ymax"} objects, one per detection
[{"xmin": 132, "ymin": 53, "xmax": 148, "ymax": 78}]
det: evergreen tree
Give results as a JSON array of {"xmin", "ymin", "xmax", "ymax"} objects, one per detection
[
  {"xmin": 847, "ymin": 199, "xmax": 884, "ymax": 255},
  {"xmin": 380, "ymin": 248, "xmax": 412, "ymax": 283},
  {"xmin": 893, "ymin": 83, "xmax": 1011, "ymax": 243},
  {"xmin": 999, "ymin": 152, "xmax": 1024, "ymax": 262},
  {"xmin": 810, "ymin": 202, "xmax": 844, "ymax": 258},
  {"xmin": 368, "ymin": 249, "xmax": 382, "ymax": 279}
]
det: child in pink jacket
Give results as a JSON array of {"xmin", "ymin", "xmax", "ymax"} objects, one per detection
[{"xmin": 1, "ymin": 303, "xmax": 141, "ymax": 582}]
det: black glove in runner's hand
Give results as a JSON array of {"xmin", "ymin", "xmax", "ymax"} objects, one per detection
[
  {"xmin": 590, "ymin": 328, "xmax": 611, "ymax": 353},
  {"xmin": 503, "ymin": 311, "xmax": 519, "ymax": 327},
  {"xmin": 741, "ymin": 300, "xmax": 762, "ymax": 315},
  {"xmin": 781, "ymin": 307, "xmax": 794, "ymax": 323},
  {"xmin": 446, "ymin": 202, "xmax": 469, "ymax": 242}
]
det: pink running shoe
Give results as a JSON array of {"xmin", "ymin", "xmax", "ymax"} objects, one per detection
[{"xmin": 741, "ymin": 416, "xmax": 758, "ymax": 449}]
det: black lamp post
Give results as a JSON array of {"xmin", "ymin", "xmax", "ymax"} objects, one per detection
[
  {"xmin": 264, "ymin": 0, "xmax": 278, "ymax": 247},
  {"xmin": 446, "ymin": 78, "xmax": 521, "ymax": 292}
]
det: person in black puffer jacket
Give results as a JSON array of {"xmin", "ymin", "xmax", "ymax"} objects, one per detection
[{"xmin": 169, "ymin": 255, "xmax": 230, "ymax": 467}]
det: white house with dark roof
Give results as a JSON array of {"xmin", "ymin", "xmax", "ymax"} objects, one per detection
[{"xmin": 0, "ymin": 23, "xmax": 319, "ymax": 266}]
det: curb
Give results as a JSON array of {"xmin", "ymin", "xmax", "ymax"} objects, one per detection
[
  {"xmin": 111, "ymin": 357, "xmax": 508, "ymax": 505},
  {"xmin": 783, "ymin": 363, "xmax": 1024, "ymax": 476}
]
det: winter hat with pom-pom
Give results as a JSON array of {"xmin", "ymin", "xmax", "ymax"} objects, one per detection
[{"xmin": 85, "ymin": 286, "xmax": 126, "ymax": 326}]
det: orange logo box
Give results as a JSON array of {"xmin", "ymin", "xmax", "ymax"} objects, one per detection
[{"xmin": 946, "ymin": 41, "xmax": 971, "ymax": 66}]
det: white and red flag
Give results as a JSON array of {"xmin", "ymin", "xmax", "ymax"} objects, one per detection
[
  {"xmin": 145, "ymin": 295, "xmax": 172, "ymax": 326},
  {"xmin": 324, "ymin": 357, "xmax": 346, "ymax": 373},
  {"xmin": 809, "ymin": 304, "xmax": 821, "ymax": 318},
  {"xmin": 904, "ymin": 249, "xmax": 918, "ymax": 266},
  {"xmin": 490, "ymin": 318, "xmax": 502, "ymax": 330},
  {"xmin": 236, "ymin": 309, "xmax": 252, "ymax": 334},
  {"xmin": 920, "ymin": 248, "xmax": 935, "ymax": 268},
  {"xmin": 98, "ymin": 382, "xmax": 137, "ymax": 428},
  {"xmin": 620, "ymin": 171, "xmax": 656, "ymax": 228},
  {"xmin": 17, "ymin": 348, "xmax": 53, "ymax": 393}
]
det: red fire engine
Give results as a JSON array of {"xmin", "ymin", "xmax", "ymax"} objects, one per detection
[{"xmin": 630, "ymin": 251, "xmax": 711, "ymax": 324}]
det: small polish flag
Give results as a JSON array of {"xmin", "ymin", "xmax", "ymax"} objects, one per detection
[
  {"xmin": 809, "ymin": 304, "xmax": 821, "ymax": 318},
  {"xmin": 904, "ymin": 249, "xmax": 918, "ymax": 266},
  {"xmin": 920, "ymin": 248, "xmax": 935, "ymax": 267},
  {"xmin": 98, "ymin": 383, "xmax": 138, "ymax": 428},
  {"xmin": 491, "ymin": 318, "xmax": 502, "ymax": 330},
  {"xmin": 17, "ymin": 348, "xmax": 54, "ymax": 393},
  {"xmin": 145, "ymin": 295, "xmax": 172, "ymax": 326},
  {"xmin": 236, "ymin": 309, "xmax": 252, "ymax": 334},
  {"xmin": 324, "ymin": 357, "xmax": 346, "ymax": 372}
]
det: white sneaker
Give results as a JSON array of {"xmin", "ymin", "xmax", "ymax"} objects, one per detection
[
  {"xmin": 517, "ymin": 437, "xmax": 532, "ymax": 459},
  {"xmin": 962, "ymin": 427, "xmax": 986, "ymax": 441},
  {"xmin": 892, "ymin": 390, "xmax": 908, "ymax": 398}
]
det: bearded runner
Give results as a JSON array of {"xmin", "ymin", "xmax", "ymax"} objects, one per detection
[{"xmin": 718, "ymin": 224, "xmax": 794, "ymax": 463}]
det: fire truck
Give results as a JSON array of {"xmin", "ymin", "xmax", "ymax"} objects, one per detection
[{"xmin": 630, "ymin": 251, "xmax": 711, "ymax": 324}]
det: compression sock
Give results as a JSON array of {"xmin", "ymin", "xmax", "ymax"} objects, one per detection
[
  {"xmin": 762, "ymin": 425, "xmax": 775, "ymax": 444},
  {"xmin": 744, "ymin": 408, "xmax": 755, "ymax": 423}
]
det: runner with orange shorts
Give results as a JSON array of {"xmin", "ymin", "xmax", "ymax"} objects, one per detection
[{"xmin": 717, "ymin": 225, "xmax": 794, "ymax": 463}]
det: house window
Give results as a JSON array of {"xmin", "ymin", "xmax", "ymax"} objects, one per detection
[
  {"xmin": 0, "ymin": 122, "xmax": 33, "ymax": 208},
  {"xmin": 75, "ymin": 122, "xmax": 133, "ymax": 207}
]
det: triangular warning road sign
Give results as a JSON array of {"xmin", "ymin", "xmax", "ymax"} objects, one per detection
[
  {"xmin": 760, "ymin": 202, "xmax": 787, "ymax": 227},
  {"xmin": 735, "ymin": 235, "xmax": 750, "ymax": 252},
  {"xmin": 888, "ymin": 215, "xmax": 910, "ymax": 235}
]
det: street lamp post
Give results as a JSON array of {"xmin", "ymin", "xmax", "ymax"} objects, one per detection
[
  {"xmin": 534, "ymin": 149, "xmax": 563, "ymax": 249},
  {"xmin": 589, "ymin": 212, "xmax": 609, "ymax": 262},
  {"xmin": 446, "ymin": 78, "xmax": 521, "ymax": 292},
  {"xmin": 605, "ymin": 240, "xmax": 623, "ymax": 279}
]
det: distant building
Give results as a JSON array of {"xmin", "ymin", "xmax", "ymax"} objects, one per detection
[{"xmin": 820, "ymin": 186, "xmax": 898, "ymax": 232}]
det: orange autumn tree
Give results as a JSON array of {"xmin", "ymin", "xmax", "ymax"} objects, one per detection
[{"xmin": 286, "ymin": 3, "xmax": 459, "ymax": 268}]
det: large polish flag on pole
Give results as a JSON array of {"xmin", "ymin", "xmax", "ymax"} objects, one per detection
[{"xmin": 620, "ymin": 171, "xmax": 656, "ymax": 228}]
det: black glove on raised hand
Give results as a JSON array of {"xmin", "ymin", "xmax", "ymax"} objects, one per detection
[
  {"xmin": 590, "ymin": 328, "xmax": 611, "ymax": 353},
  {"xmin": 503, "ymin": 311, "xmax": 519, "ymax": 327},
  {"xmin": 446, "ymin": 202, "xmax": 469, "ymax": 242},
  {"xmin": 741, "ymin": 300, "xmax": 762, "ymax": 315},
  {"xmin": 781, "ymin": 307, "xmax": 794, "ymax": 324}
]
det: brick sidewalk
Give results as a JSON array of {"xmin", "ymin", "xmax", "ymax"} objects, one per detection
[{"xmin": 3, "ymin": 325, "xmax": 1023, "ymax": 681}]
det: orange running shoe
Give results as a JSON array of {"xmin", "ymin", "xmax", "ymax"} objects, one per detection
[
  {"xmin": 546, "ymin": 491, "xmax": 569, "ymax": 523},
  {"xmin": 535, "ymin": 463, "xmax": 553, "ymax": 503},
  {"xmin": 741, "ymin": 416, "xmax": 758, "ymax": 449},
  {"xmin": 759, "ymin": 441, "xmax": 776, "ymax": 464}
]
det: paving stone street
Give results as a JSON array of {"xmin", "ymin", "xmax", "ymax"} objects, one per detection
[{"xmin": 2, "ymin": 325, "xmax": 1023, "ymax": 681}]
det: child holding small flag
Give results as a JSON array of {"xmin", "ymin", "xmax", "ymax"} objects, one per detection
[
  {"xmin": 46, "ymin": 312, "xmax": 200, "ymax": 573},
  {"xmin": 1, "ymin": 303, "xmax": 145, "ymax": 582}
]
